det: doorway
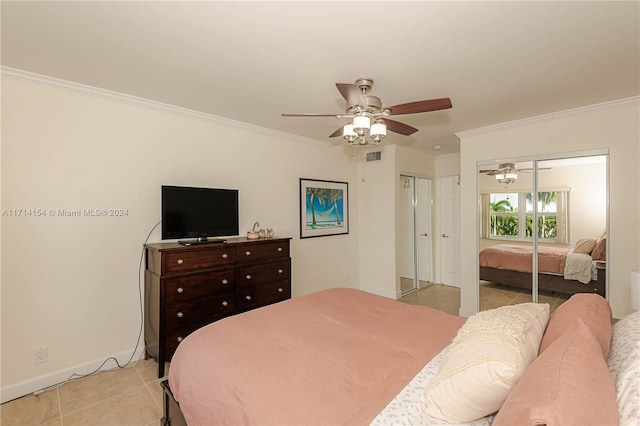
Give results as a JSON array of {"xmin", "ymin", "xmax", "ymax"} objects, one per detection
[
  {"xmin": 438, "ymin": 175, "xmax": 461, "ymax": 288},
  {"xmin": 399, "ymin": 175, "xmax": 434, "ymax": 295}
]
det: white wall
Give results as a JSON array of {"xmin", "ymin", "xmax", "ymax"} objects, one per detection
[
  {"xmin": 0, "ymin": 73, "xmax": 360, "ymax": 401},
  {"xmin": 458, "ymin": 98, "xmax": 640, "ymax": 319},
  {"xmin": 357, "ymin": 145, "xmax": 436, "ymax": 299}
]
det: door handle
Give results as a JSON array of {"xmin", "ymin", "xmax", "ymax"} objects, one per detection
[
  {"xmin": 442, "ymin": 234, "xmax": 449, "ymax": 238},
  {"xmin": 420, "ymin": 233, "xmax": 429, "ymax": 236}
]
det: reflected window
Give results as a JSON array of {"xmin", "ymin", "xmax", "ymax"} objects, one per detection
[{"xmin": 487, "ymin": 191, "xmax": 568, "ymax": 242}]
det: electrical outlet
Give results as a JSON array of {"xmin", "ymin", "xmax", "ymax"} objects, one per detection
[{"xmin": 34, "ymin": 347, "xmax": 48, "ymax": 364}]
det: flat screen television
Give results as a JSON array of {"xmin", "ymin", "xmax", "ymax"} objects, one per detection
[{"xmin": 162, "ymin": 185, "xmax": 239, "ymax": 244}]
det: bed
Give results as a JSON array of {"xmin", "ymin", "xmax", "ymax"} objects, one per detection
[
  {"xmin": 479, "ymin": 244, "xmax": 606, "ymax": 297},
  {"xmin": 162, "ymin": 288, "xmax": 637, "ymax": 426}
]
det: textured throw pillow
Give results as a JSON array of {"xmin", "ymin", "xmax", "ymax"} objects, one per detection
[
  {"xmin": 607, "ymin": 310, "xmax": 640, "ymax": 381},
  {"xmin": 493, "ymin": 319, "xmax": 618, "ymax": 426},
  {"xmin": 424, "ymin": 303, "xmax": 550, "ymax": 423},
  {"xmin": 607, "ymin": 310, "xmax": 640, "ymax": 425},
  {"xmin": 539, "ymin": 293, "xmax": 612, "ymax": 357},
  {"xmin": 573, "ymin": 237, "xmax": 597, "ymax": 254},
  {"xmin": 591, "ymin": 235, "xmax": 607, "ymax": 260}
]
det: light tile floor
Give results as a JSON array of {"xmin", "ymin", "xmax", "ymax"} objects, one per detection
[
  {"xmin": 0, "ymin": 359, "xmax": 167, "ymax": 426},
  {"xmin": 2, "ymin": 283, "xmax": 568, "ymax": 425}
]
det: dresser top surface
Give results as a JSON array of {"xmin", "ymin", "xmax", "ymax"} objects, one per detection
[{"xmin": 145, "ymin": 236, "xmax": 291, "ymax": 251}]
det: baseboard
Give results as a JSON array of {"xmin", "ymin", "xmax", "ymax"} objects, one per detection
[
  {"xmin": 358, "ymin": 285, "xmax": 397, "ymax": 300},
  {"xmin": 459, "ymin": 307, "xmax": 476, "ymax": 318},
  {"xmin": 0, "ymin": 347, "xmax": 146, "ymax": 404}
]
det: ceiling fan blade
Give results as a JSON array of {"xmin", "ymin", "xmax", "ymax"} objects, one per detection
[
  {"xmin": 336, "ymin": 83, "xmax": 365, "ymax": 107},
  {"xmin": 329, "ymin": 126, "xmax": 345, "ymax": 138},
  {"xmin": 387, "ymin": 98, "xmax": 453, "ymax": 115},
  {"xmin": 382, "ymin": 118, "xmax": 418, "ymax": 136},
  {"xmin": 281, "ymin": 113, "xmax": 346, "ymax": 117}
]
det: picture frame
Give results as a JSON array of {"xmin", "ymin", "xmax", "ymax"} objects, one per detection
[{"xmin": 300, "ymin": 178, "xmax": 349, "ymax": 239}]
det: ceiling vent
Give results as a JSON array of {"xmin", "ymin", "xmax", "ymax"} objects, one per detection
[{"xmin": 366, "ymin": 151, "xmax": 382, "ymax": 162}]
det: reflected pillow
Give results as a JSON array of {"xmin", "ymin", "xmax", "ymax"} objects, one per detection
[
  {"xmin": 591, "ymin": 235, "xmax": 607, "ymax": 260},
  {"xmin": 574, "ymin": 238, "xmax": 597, "ymax": 254}
]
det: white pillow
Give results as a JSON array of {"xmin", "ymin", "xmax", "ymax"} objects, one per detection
[
  {"xmin": 607, "ymin": 310, "xmax": 640, "ymax": 381},
  {"xmin": 607, "ymin": 311, "xmax": 640, "ymax": 425},
  {"xmin": 425, "ymin": 303, "xmax": 550, "ymax": 423}
]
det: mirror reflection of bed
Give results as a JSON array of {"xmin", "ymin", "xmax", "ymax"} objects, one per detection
[{"xmin": 478, "ymin": 155, "xmax": 607, "ymax": 313}]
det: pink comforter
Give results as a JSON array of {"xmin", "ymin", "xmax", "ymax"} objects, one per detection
[
  {"xmin": 168, "ymin": 288, "xmax": 465, "ymax": 425},
  {"xmin": 479, "ymin": 244, "xmax": 569, "ymax": 275}
]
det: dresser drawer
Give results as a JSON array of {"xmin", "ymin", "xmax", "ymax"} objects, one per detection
[
  {"xmin": 164, "ymin": 269, "xmax": 235, "ymax": 302},
  {"xmin": 238, "ymin": 280, "xmax": 291, "ymax": 311},
  {"xmin": 165, "ymin": 294, "xmax": 236, "ymax": 334},
  {"xmin": 164, "ymin": 247, "xmax": 236, "ymax": 273},
  {"xmin": 237, "ymin": 241, "xmax": 289, "ymax": 264},
  {"xmin": 238, "ymin": 259, "xmax": 290, "ymax": 286}
]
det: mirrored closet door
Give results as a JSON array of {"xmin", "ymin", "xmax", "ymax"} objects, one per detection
[
  {"xmin": 399, "ymin": 175, "xmax": 434, "ymax": 295},
  {"xmin": 478, "ymin": 152, "xmax": 608, "ymax": 313}
]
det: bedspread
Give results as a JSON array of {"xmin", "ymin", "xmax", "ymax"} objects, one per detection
[
  {"xmin": 168, "ymin": 288, "xmax": 465, "ymax": 425},
  {"xmin": 480, "ymin": 244, "xmax": 569, "ymax": 275}
]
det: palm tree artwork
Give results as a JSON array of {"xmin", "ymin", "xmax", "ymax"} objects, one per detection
[{"xmin": 305, "ymin": 186, "xmax": 344, "ymax": 230}]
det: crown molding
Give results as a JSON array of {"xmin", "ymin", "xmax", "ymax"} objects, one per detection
[
  {"xmin": 456, "ymin": 96, "xmax": 640, "ymax": 139},
  {"xmin": 1, "ymin": 66, "xmax": 327, "ymax": 147}
]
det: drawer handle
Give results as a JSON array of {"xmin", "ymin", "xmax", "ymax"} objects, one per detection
[
  {"xmin": 245, "ymin": 295, "xmax": 252, "ymax": 301},
  {"xmin": 222, "ymin": 279, "xmax": 228, "ymax": 285},
  {"xmin": 278, "ymin": 287, "xmax": 284, "ymax": 293},
  {"xmin": 277, "ymin": 247, "xmax": 283, "ymax": 252},
  {"xmin": 278, "ymin": 269, "xmax": 283, "ymax": 274},
  {"xmin": 222, "ymin": 253, "xmax": 228, "ymax": 259},
  {"xmin": 222, "ymin": 301, "xmax": 228, "ymax": 307},
  {"xmin": 246, "ymin": 274, "xmax": 252, "ymax": 280},
  {"xmin": 177, "ymin": 287, "xmax": 184, "ymax": 294},
  {"xmin": 177, "ymin": 337, "xmax": 183, "ymax": 343},
  {"xmin": 177, "ymin": 312, "xmax": 184, "ymax": 318},
  {"xmin": 177, "ymin": 259, "xmax": 184, "ymax": 265},
  {"xmin": 245, "ymin": 251, "xmax": 251, "ymax": 256}
]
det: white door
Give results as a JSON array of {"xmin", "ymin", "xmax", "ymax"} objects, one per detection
[
  {"xmin": 439, "ymin": 175, "xmax": 460, "ymax": 287},
  {"xmin": 416, "ymin": 177, "xmax": 433, "ymax": 283}
]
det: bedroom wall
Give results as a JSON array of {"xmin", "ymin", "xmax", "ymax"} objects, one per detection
[
  {"xmin": 357, "ymin": 145, "xmax": 436, "ymax": 299},
  {"xmin": 458, "ymin": 98, "xmax": 640, "ymax": 319},
  {"xmin": 0, "ymin": 72, "xmax": 361, "ymax": 401}
]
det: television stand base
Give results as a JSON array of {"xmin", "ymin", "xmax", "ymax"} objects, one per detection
[{"xmin": 178, "ymin": 239, "xmax": 226, "ymax": 246}]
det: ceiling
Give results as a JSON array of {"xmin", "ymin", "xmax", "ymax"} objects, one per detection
[{"xmin": 2, "ymin": 1, "xmax": 639, "ymax": 155}]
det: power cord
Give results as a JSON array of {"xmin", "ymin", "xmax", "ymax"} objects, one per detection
[{"xmin": 33, "ymin": 220, "xmax": 162, "ymax": 395}]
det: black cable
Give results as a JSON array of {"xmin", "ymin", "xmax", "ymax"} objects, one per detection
[{"xmin": 33, "ymin": 220, "xmax": 162, "ymax": 395}]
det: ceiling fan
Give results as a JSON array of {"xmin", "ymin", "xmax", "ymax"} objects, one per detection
[
  {"xmin": 480, "ymin": 163, "xmax": 551, "ymax": 184},
  {"xmin": 281, "ymin": 77, "xmax": 452, "ymax": 146},
  {"xmin": 479, "ymin": 163, "xmax": 551, "ymax": 175}
]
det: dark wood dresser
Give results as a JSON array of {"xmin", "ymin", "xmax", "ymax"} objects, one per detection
[{"xmin": 144, "ymin": 237, "xmax": 291, "ymax": 377}]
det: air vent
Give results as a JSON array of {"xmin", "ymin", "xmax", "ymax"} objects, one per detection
[{"xmin": 366, "ymin": 151, "xmax": 382, "ymax": 161}]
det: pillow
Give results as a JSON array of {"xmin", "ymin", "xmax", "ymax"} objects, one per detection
[
  {"xmin": 539, "ymin": 293, "xmax": 612, "ymax": 357},
  {"xmin": 607, "ymin": 310, "xmax": 640, "ymax": 381},
  {"xmin": 493, "ymin": 319, "xmax": 618, "ymax": 426},
  {"xmin": 615, "ymin": 342, "xmax": 640, "ymax": 426},
  {"xmin": 573, "ymin": 237, "xmax": 597, "ymax": 254},
  {"xmin": 424, "ymin": 303, "xmax": 549, "ymax": 423},
  {"xmin": 591, "ymin": 234, "xmax": 607, "ymax": 260}
]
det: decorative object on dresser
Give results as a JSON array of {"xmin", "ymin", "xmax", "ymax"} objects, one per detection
[{"xmin": 144, "ymin": 237, "xmax": 291, "ymax": 378}]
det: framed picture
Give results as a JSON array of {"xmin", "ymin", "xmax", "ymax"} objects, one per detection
[{"xmin": 300, "ymin": 178, "xmax": 349, "ymax": 238}]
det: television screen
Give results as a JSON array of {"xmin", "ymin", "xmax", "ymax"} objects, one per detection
[{"xmin": 161, "ymin": 185, "xmax": 239, "ymax": 242}]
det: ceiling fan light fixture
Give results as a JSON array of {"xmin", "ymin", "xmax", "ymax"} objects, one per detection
[
  {"xmin": 371, "ymin": 120, "xmax": 386, "ymax": 137},
  {"xmin": 495, "ymin": 171, "xmax": 517, "ymax": 184},
  {"xmin": 353, "ymin": 115, "xmax": 371, "ymax": 136}
]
